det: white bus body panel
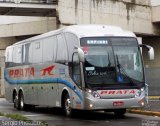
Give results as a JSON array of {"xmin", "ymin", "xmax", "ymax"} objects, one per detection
[{"xmin": 4, "ymin": 25, "xmax": 145, "ymax": 111}]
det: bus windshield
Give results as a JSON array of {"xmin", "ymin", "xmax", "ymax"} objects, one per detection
[{"xmin": 81, "ymin": 37, "xmax": 144, "ymax": 89}]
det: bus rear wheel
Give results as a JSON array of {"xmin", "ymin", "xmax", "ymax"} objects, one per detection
[
  {"xmin": 17, "ymin": 92, "xmax": 25, "ymax": 110},
  {"xmin": 18, "ymin": 92, "xmax": 31, "ymax": 110},
  {"xmin": 13, "ymin": 94, "xmax": 18, "ymax": 109}
]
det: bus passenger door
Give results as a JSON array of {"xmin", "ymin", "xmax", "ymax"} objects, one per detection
[
  {"xmin": 71, "ymin": 53, "xmax": 84, "ymax": 108},
  {"xmin": 72, "ymin": 53, "xmax": 82, "ymax": 88}
]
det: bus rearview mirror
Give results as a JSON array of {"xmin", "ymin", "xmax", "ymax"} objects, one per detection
[
  {"xmin": 140, "ymin": 44, "xmax": 154, "ymax": 60},
  {"xmin": 148, "ymin": 46, "xmax": 154, "ymax": 60},
  {"xmin": 77, "ymin": 48, "xmax": 85, "ymax": 62}
]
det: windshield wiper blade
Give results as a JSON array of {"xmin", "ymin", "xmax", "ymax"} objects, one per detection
[
  {"xmin": 116, "ymin": 55, "xmax": 135, "ymax": 84},
  {"xmin": 108, "ymin": 53, "xmax": 111, "ymax": 67},
  {"xmin": 116, "ymin": 55, "xmax": 121, "ymax": 73}
]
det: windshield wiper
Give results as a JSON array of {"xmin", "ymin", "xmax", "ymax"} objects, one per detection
[
  {"xmin": 116, "ymin": 55, "xmax": 135, "ymax": 84},
  {"xmin": 108, "ymin": 53, "xmax": 111, "ymax": 67}
]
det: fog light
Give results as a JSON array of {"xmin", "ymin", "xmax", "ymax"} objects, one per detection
[
  {"xmin": 141, "ymin": 102, "xmax": 144, "ymax": 106},
  {"xmin": 89, "ymin": 104, "xmax": 93, "ymax": 108},
  {"xmin": 141, "ymin": 87, "xmax": 144, "ymax": 92},
  {"xmin": 139, "ymin": 99, "xmax": 145, "ymax": 106}
]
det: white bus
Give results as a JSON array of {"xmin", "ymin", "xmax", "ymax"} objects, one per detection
[{"xmin": 4, "ymin": 25, "xmax": 154, "ymax": 117}]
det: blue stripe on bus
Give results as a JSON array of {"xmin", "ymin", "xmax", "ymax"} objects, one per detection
[{"xmin": 4, "ymin": 69, "xmax": 83, "ymax": 101}]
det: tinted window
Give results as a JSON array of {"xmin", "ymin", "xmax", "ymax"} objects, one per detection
[
  {"xmin": 72, "ymin": 53, "xmax": 81, "ymax": 87},
  {"xmin": 34, "ymin": 41, "xmax": 42, "ymax": 63},
  {"xmin": 12, "ymin": 46, "xmax": 22, "ymax": 66},
  {"xmin": 29, "ymin": 41, "xmax": 43, "ymax": 64},
  {"xmin": 110, "ymin": 37, "xmax": 138, "ymax": 46},
  {"xmin": 5, "ymin": 47, "xmax": 13, "ymax": 67},
  {"xmin": 23, "ymin": 43, "xmax": 30, "ymax": 65},
  {"xmin": 56, "ymin": 34, "xmax": 68, "ymax": 63},
  {"xmin": 42, "ymin": 36, "xmax": 57, "ymax": 62},
  {"xmin": 65, "ymin": 33, "xmax": 79, "ymax": 62}
]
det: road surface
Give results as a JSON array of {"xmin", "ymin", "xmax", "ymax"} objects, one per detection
[{"xmin": 0, "ymin": 98, "xmax": 159, "ymax": 126}]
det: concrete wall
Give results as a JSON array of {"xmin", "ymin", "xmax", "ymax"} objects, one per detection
[
  {"xmin": 0, "ymin": 37, "xmax": 16, "ymax": 49},
  {"xmin": 58, "ymin": 0, "xmax": 160, "ymax": 35},
  {"xmin": 151, "ymin": 0, "xmax": 160, "ymax": 6},
  {"xmin": 152, "ymin": 6, "xmax": 160, "ymax": 22},
  {"xmin": 143, "ymin": 38, "xmax": 160, "ymax": 68},
  {"xmin": 0, "ymin": 37, "xmax": 17, "ymax": 96},
  {"xmin": 0, "ymin": 16, "xmax": 57, "ymax": 96},
  {"xmin": 142, "ymin": 38, "xmax": 160, "ymax": 96},
  {"xmin": 0, "ymin": 16, "xmax": 53, "ymax": 25},
  {"xmin": 0, "ymin": 16, "xmax": 57, "ymax": 37}
]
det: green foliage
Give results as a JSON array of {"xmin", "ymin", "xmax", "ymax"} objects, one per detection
[
  {"xmin": 0, "ymin": 112, "xmax": 5, "ymax": 116},
  {"xmin": 5, "ymin": 113, "xmax": 29, "ymax": 121}
]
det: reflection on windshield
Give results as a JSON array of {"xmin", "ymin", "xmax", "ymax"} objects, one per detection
[
  {"xmin": 114, "ymin": 46, "xmax": 143, "ymax": 83},
  {"xmin": 85, "ymin": 46, "xmax": 114, "ymax": 67},
  {"xmin": 81, "ymin": 37, "xmax": 144, "ymax": 88},
  {"xmin": 84, "ymin": 46, "xmax": 117, "ymax": 84}
]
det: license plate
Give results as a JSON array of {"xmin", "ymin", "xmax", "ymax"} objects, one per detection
[{"xmin": 113, "ymin": 101, "xmax": 124, "ymax": 106}]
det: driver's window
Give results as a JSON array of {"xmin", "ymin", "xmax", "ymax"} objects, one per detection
[{"xmin": 72, "ymin": 53, "xmax": 82, "ymax": 87}]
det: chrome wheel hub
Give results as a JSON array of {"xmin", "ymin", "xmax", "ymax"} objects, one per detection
[{"xmin": 65, "ymin": 98, "xmax": 71, "ymax": 115}]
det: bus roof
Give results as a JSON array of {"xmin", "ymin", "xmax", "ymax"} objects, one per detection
[
  {"xmin": 12, "ymin": 25, "xmax": 136, "ymax": 46},
  {"xmin": 63, "ymin": 25, "xmax": 136, "ymax": 38}
]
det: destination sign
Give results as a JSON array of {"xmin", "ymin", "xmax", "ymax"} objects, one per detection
[{"xmin": 87, "ymin": 40, "xmax": 108, "ymax": 45}]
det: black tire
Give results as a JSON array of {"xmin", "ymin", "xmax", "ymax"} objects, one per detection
[
  {"xmin": 13, "ymin": 94, "xmax": 18, "ymax": 109},
  {"xmin": 16, "ymin": 92, "xmax": 35, "ymax": 111},
  {"xmin": 63, "ymin": 93, "xmax": 73, "ymax": 117},
  {"xmin": 18, "ymin": 92, "xmax": 26, "ymax": 110},
  {"xmin": 114, "ymin": 109, "xmax": 126, "ymax": 117}
]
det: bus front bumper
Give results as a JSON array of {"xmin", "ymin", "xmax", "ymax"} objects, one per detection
[{"xmin": 84, "ymin": 97, "xmax": 145, "ymax": 110}]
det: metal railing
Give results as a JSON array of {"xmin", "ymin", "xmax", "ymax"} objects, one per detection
[{"xmin": 0, "ymin": 0, "xmax": 56, "ymax": 4}]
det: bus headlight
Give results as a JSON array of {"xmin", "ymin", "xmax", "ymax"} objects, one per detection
[
  {"xmin": 86, "ymin": 89, "xmax": 101, "ymax": 99},
  {"xmin": 135, "ymin": 87, "xmax": 145, "ymax": 97},
  {"xmin": 92, "ymin": 91, "xmax": 101, "ymax": 99},
  {"xmin": 141, "ymin": 87, "xmax": 145, "ymax": 92}
]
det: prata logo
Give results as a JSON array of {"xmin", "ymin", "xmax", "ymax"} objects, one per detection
[
  {"xmin": 100, "ymin": 89, "xmax": 136, "ymax": 95},
  {"xmin": 9, "ymin": 67, "xmax": 34, "ymax": 78},
  {"xmin": 8, "ymin": 65, "xmax": 55, "ymax": 78},
  {"xmin": 41, "ymin": 65, "xmax": 55, "ymax": 76}
]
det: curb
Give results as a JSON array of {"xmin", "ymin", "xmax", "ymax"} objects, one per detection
[
  {"xmin": 0, "ymin": 95, "xmax": 4, "ymax": 98},
  {"xmin": 149, "ymin": 96, "xmax": 160, "ymax": 100},
  {"xmin": 127, "ymin": 109, "xmax": 160, "ymax": 117}
]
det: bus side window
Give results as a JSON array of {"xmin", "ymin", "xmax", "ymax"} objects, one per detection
[
  {"xmin": 65, "ymin": 33, "xmax": 79, "ymax": 62},
  {"xmin": 42, "ymin": 36, "xmax": 57, "ymax": 62},
  {"xmin": 23, "ymin": 43, "xmax": 30, "ymax": 65},
  {"xmin": 12, "ymin": 46, "xmax": 22, "ymax": 66},
  {"xmin": 5, "ymin": 47, "xmax": 13, "ymax": 67},
  {"xmin": 30, "ymin": 41, "xmax": 43, "ymax": 64},
  {"xmin": 72, "ymin": 53, "xmax": 82, "ymax": 88},
  {"xmin": 56, "ymin": 34, "xmax": 68, "ymax": 63}
]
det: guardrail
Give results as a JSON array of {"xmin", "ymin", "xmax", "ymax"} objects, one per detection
[{"xmin": 0, "ymin": 0, "xmax": 56, "ymax": 4}]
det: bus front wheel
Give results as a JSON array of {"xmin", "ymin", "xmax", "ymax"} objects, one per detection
[{"xmin": 63, "ymin": 93, "xmax": 73, "ymax": 117}]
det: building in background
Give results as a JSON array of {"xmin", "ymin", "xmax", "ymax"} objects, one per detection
[
  {"xmin": 0, "ymin": 0, "xmax": 160, "ymax": 96},
  {"xmin": 0, "ymin": 0, "xmax": 57, "ymax": 96}
]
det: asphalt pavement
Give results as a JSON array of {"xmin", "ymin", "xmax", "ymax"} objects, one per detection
[
  {"xmin": 0, "ymin": 98, "xmax": 159, "ymax": 126},
  {"xmin": 128, "ymin": 99, "xmax": 160, "ymax": 117},
  {"xmin": 143, "ymin": 100, "xmax": 160, "ymax": 112}
]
